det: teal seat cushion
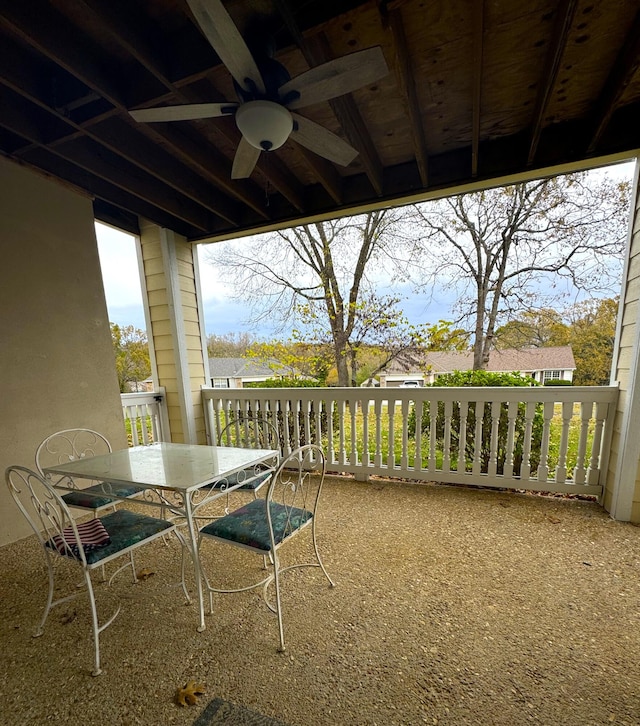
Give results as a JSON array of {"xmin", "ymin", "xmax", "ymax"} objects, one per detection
[
  {"xmin": 201, "ymin": 499, "xmax": 312, "ymax": 551},
  {"xmin": 207, "ymin": 470, "xmax": 271, "ymax": 491},
  {"xmin": 61, "ymin": 482, "xmax": 146, "ymax": 509},
  {"xmin": 47, "ymin": 509, "xmax": 172, "ymax": 565}
]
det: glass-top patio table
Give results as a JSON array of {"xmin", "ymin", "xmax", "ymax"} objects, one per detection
[{"xmin": 43, "ymin": 442, "xmax": 279, "ymax": 632}]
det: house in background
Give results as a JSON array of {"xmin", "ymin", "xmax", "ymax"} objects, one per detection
[
  {"xmin": 379, "ymin": 347, "xmax": 576, "ymax": 387},
  {"xmin": 208, "ymin": 357, "xmax": 289, "ymax": 388}
]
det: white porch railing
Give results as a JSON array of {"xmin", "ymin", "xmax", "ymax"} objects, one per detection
[
  {"xmin": 120, "ymin": 388, "xmax": 168, "ymax": 445},
  {"xmin": 201, "ymin": 385, "xmax": 619, "ymax": 497}
]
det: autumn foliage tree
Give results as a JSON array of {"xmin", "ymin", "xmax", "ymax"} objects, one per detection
[
  {"xmin": 206, "ymin": 332, "xmax": 256, "ymax": 358},
  {"xmin": 494, "ymin": 297, "xmax": 618, "ymax": 385},
  {"xmin": 567, "ymin": 298, "xmax": 618, "ymax": 385},
  {"xmin": 111, "ymin": 323, "xmax": 151, "ymax": 392}
]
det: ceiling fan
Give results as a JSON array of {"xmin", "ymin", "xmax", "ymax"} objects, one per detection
[{"xmin": 129, "ymin": 0, "xmax": 389, "ymax": 179}]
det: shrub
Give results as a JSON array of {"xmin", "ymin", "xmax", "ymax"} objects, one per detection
[
  {"xmin": 543, "ymin": 378, "xmax": 572, "ymax": 386},
  {"xmin": 408, "ymin": 370, "xmax": 543, "ymax": 475},
  {"xmin": 245, "ymin": 376, "xmax": 320, "ymax": 388}
]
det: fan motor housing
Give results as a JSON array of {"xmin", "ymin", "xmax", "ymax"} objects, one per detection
[{"xmin": 235, "ymin": 100, "xmax": 293, "ymax": 151}]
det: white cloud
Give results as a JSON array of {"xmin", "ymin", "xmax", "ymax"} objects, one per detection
[{"xmin": 95, "ymin": 222, "xmax": 144, "ymax": 309}]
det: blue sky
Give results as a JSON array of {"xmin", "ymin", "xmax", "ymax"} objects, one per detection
[{"xmin": 97, "ymin": 159, "xmax": 636, "ymax": 339}]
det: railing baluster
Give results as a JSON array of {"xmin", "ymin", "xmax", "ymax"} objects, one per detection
[
  {"xmin": 443, "ymin": 400, "xmax": 452, "ymax": 472},
  {"xmin": 374, "ymin": 398, "xmax": 383, "ymax": 468},
  {"xmin": 401, "ymin": 399, "xmax": 411, "ymax": 469},
  {"xmin": 338, "ymin": 399, "xmax": 347, "ymax": 465},
  {"xmin": 573, "ymin": 401, "xmax": 591, "ymax": 484},
  {"xmin": 362, "ymin": 397, "xmax": 370, "ymax": 466},
  {"xmin": 429, "ymin": 400, "xmax": 437, "ymax": 471},
  {"xmin": 503, "ymin": 400, "xmax": 517, "ymax": 478},
  {"xmin": 587, "ymin": 401, "xmax": 606, "ymax": 485},
  {"xmin": 472, "ymin": 401, "xmax": 483, "ymax": 475},
  {"xmin": 350, "ymin": 398, "xmax": 358, "ymax": 466},
  {"xmin": 458, "ymin": 400, "xmax": 468, "ymax": 473},
  {"xmin": 487, "ymin": 400, "xmax": 500, "ymax": 477},
  {"xmin": 555, "ymin": 401, "xmax": 573, "ymax": 484},
  {"xmin": 520, "ymin": 401, "xmax": 535, "ymax": 480},
  {"xmin": 326, "ymin": 399, "xmax": 335, "ymax": 465},
  {"xmin": 388, "ymin": 398, "xmax": 396, "ymax": 469},
  {"xmin": 415, "ymin": 398, "xmax": 424, "ymax": 471},
  {"xmin": 537, "ymin": 401, "xmax": 555, "ymax": 483}
]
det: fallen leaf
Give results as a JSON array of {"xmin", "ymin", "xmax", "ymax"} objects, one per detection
[
  {"xmin": 175, "ymin": 681, "xmax": 205, "ymax": 707},
  {"xmin": 60, "ymin": 610, "xmax": 76, "ymax": 625},
  {"xmin": 136, "ymin": 568, "xmax": 155, "ymax": 581}
]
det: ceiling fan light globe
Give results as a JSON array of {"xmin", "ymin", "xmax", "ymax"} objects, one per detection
[{"xmin": 235, "ymin": 100, "xmax": 293, "ymax": 151}]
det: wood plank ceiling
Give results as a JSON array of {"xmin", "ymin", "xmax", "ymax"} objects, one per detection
[{"xmin": 1, "ymin": 0, "xmax": 639, "ymax": 242}]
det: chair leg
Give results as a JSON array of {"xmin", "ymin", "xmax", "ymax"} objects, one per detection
[
  {"xmin": 34, "ymin": 551, "xmax": 56, "ymax": 638},
  {"xmin": 85, "ymin": 567, "xmax": 124, "ymax": 676},
  {"xmin": 174, "ymin": 528, "xmax": 192, "ymax": 605},
  {"xmin": 84, "ymin": 570, "xmax": 103, "ymax": 676},
  {"xmin": 271, "ymin": 550, "xmax": 286, "ymax": 653},
  {"xmin": 312, "ymin": 523, "xmax": 335, "ymax": 588}
]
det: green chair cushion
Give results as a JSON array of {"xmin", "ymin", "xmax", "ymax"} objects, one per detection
[
  {"xmin": 200, "ymin": 499, "xmax": 312, "ymax": 551},
  {"xmin": 61, "ymin": 482, "xmax": 146, "ymax": 509}
]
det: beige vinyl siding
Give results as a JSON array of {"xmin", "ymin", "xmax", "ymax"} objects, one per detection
[{"xmin": 606, "ymin": 169, "xmax": 640, "ymax": 520}]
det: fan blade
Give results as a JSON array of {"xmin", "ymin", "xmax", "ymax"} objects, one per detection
[
  {"xmin": 231, "ymin": 136, "xmax": 261, "ymax": 179},
  {"xmin": 280, "ymin": 47, "xmax": 388, "ymax": 110},
  {"xmin": 130, "ymin": 103, "xmax": 238, "ymax": 122},
  {"xmin": 186, "ymin": 0, "xmax": 265, "ymax": 95},
  {"xmin": 290, "ymin": 113, "xmax": 358, "ymax": 166}
]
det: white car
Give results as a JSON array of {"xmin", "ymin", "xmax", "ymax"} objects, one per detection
[{"xmin": 400, "ymin": 380, "xmax": 421, "ymax": 387}]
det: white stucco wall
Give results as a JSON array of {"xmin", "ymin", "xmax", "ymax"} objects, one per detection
[{"xmin": 0, "ymin": 159, "xmax": 127, "ymax": 545}]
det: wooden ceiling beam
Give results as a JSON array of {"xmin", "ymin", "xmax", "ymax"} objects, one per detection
[
  {"xmin": 79, "ymin": 0, "xmax": 307, "ymax": 215},
  {"xmin": 1, "ymin": 0, "xmax": 305, "ymax": 221},
  {"xmin": 50, "ymin": 137, "xmax": 213, "ymax": 232},
  {"xmin": 0, "ymin": 0, "xmax": 124, "ymax": 108},
  {"xmin": 587, "ymin": 7, "xmax": 640, "ymax": 153},
  {"xmin": 23, "ymin": 147, "xmax": 201, "ymax": 237},
  {"xmin": 0, "ymin": 90, "xmax": 211, "ymax": 231},
  {"xmin": 88, "ymin": 118, "xmax": 240, "ymax": 226},
  {"xmin": 527, "ymin": 0, "xmax": 579, "ymax": 165},
  {"xmin": 306, "ymin": 33, "xmax": 384, "ymax": 196},
  {"xmin": 471, "ymin": 0, "xmax": 485, "ymax": 178},
  {"xmin": 293, "ymin": 147, "xmax": 344, "ymax": 204},
  {"xmin": 274, "ymin": 0, "xmax": 385, "ymax": 198},
  {"xmin": 0, "ymin": 39, "xmax": 240, "ymax": 226},
  {"xmin": 270, "ymin": 0, "xmax": 344, "ymax": 204},
  {"xmin": 385, "ymin": 6, "xmax": 429, "ymax": 186}
]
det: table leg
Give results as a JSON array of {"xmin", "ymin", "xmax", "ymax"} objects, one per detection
[{"xmin": 183, "ymin": 492, "xmax": 207, "ymax": 632}]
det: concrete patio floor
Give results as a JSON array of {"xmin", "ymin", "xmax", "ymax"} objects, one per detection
[{"xmin": 1, "ymin": 475, "xmax": 639, "ymax": 726}]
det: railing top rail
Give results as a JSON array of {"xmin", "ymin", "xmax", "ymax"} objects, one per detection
[
  {"xmin": 121, "ymin": 390, "xmax": 165, "ymax": 404},
  {"xmin": 201, "ymin": 385, "xmax": 619, "ymax": 404}
]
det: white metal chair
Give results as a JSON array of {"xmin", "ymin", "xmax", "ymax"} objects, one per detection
[
  {"xmin": 197, "ymin": 444, "xmax": 334, "ymax": 652},
  {"xmin": 214, "ymin": 415, "xmax": 281, "ymax": 497},
  {"xmin": 35, "ymin": 428, "xmax": 146, "ymax": 514},
  {"xmin": 5, "ymin": 465, "xmax": 176, "ymax": 676}
]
